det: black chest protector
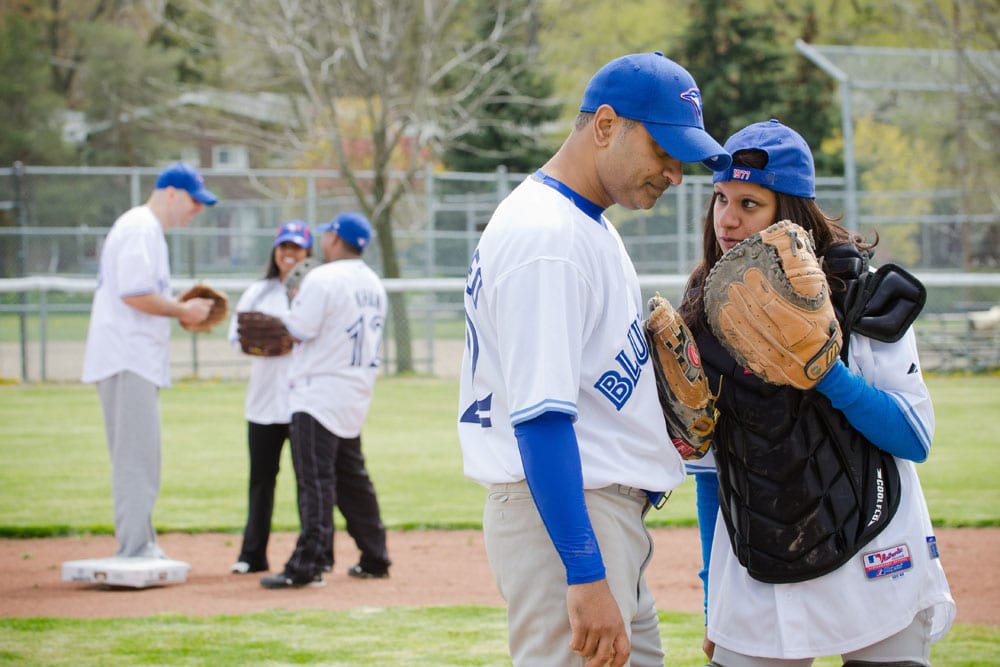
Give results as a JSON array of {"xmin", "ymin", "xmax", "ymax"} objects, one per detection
[{"xmin": 700, "ymin": 243, "xmax": 926, "ymax": 584}]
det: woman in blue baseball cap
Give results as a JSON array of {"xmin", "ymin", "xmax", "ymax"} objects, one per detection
[
  {"xmin": 669, "ymin": 119, "xmax": 954, "ymax": 665},
  {"xmin": 226, "ymin": 220, "xmax": 316, "ymax": 575}
]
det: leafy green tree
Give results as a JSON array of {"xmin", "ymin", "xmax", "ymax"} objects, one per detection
[
  {"xmin": 74, "ymin": 20, "xmax": 185, "ymax": 165},
  {"xmin": 667, "ymin": 1, "xmax": 840, "ymax": 174},
  {"xmin": 668, "ymin": 0, "xmax": 788, "ymax": 151},
  {"xmin": 773, "ymin": 5, "xmax": 839, "ymax": 176},
  {"xmin": 203, "ymin": 0, "xmax": 552, "ymax": 373},
  {"xmin": 147, "ymin": 0, "xmax": 222, "ymax": 85},
  {"xmin": 441, "ymin": 1, "xmax": 561, "ymax": 173},
  {"xmin": 0, "ymin": 12, "xmax": 71, "ymax": 165}
]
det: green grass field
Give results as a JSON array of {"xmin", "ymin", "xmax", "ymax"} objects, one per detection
[{"xmin": 0, "ymin": 375, "xmax": 997, "ymax": 665}]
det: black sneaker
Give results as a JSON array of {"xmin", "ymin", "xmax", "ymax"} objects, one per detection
[
  {"xmin": 260, "ymin": 571, "xmax": 325, "ymax": 589},
  {"xmin": 347, "ymin": 564, "xmax": 389, "ymax": 579}
]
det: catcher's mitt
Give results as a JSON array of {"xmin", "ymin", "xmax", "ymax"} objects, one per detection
[
  {"xmin": 179, "ymin": 283, "xmax": 229, "ymax": 333},
  {"xmin": 704, "ymin": 220, "xmax": 842, "ymax": 389},
  {"xmin": 645, "ymin": 294, "xmax": 717, "ymax": 460},
  {"xmin": 237, "ymin": 311, "xmax": 294, "ymax": 357},
  {"xmin": 283, "ymin": 258, "xmax": 319, "ymax": 301}
]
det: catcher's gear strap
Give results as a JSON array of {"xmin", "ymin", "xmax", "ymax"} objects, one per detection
[
  {"xmin": 824, "ymin": 243, "xmax": 925, "ymax": 353},
  {"xmin": 853, "ymin": 263, "xmax": 926, "ymax": 343},
  {"xmin": 513, "ymin": 412, "xmax": 605, "ymax": 585},
  {"xmin": 696, "ymin": 330, "xmax": 901, "ymax": 584},
  {"xmin": 816, "ymin": 361, "xmax": 929, "ymax": 462}
]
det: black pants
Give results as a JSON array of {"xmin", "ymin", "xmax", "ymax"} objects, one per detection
[
  {"xmin": 237, "ymin": 422, "xmax": 334, "ymax": 571},
  {"xmin": 284, "ymin": 411, "xmax": 390, "ymax": 579}
]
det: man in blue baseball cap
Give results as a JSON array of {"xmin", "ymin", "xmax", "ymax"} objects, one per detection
[
  {"xmin": 82, "ymin": 160, "xmax": 219, "ymax": 564},
  {"xmin": 261, "ymin": 210, "xmax": 391, "ymax": 589},
  {"xmin": 316, "ymin": 211, "xmax": 372, "ymax": 254},
  {"xmin": 155, "ymin": 161, "xmax": 218, "ymax": 206},
  {"xmin": 456, "ymin": 52, "xmax": 729, "ymax": 667}
]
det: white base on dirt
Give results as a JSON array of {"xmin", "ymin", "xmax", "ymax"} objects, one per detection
[{"xmin": 61, "ymin": 557, "xmax": 190, "ymax": 588}]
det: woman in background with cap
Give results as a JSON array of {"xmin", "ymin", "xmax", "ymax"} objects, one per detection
[
  {"xmin": 676, "ymin": 120, "xmax": 954, "ymax": 665},
  {"xmin": 228, "ymin": 220, "xmax": 313, "ymax": 574}
]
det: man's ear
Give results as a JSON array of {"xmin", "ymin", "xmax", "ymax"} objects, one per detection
[{"xmin": 592, "ymin": 104, "xmax": 617, "ymax": 147}]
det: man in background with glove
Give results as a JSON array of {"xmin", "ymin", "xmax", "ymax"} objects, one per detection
[
  {"xmin": 260, "ymin": 211, "xmax": 391, "ymax": 589},
  {"xmin": 82, "ymin": 161, "xmax": 218, "ymax": 560}
]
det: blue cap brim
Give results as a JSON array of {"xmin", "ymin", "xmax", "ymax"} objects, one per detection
[
  {"xmin": 643, "ymin": 122, "xmax": 731, "ymax": 172},
  {"xmin": 192, "ymin": 188, "xmax": 218, "ymax": 206}
]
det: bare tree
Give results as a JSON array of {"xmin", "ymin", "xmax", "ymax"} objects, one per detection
[{"xmin": 169, "ymin": 0, "xmax": 547, "ymax": 373}]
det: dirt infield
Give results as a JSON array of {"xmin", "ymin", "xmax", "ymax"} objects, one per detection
[{"xmin": 1, "ymin": 527, "xmax": 996, "ymax": 625}]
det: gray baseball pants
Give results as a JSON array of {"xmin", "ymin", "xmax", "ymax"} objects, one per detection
[{"xmin": 97, "ymin": 370, "xmax": 165, "ymax": 559}]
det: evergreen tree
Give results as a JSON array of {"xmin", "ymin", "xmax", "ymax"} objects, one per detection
[
  {"xmin": 147, "ymin": 0, "xmax": 221, "ymax": 85},
  {"xmin": 669, "ymin": 0, "xmax": 787, "ymax": 150},
  {"xmin": 668, "ymin": 0, "xmax": 838, "ymax": 174},
  {"xmin": 441, "ymin": 1, "xmax": 561, "ymax": 173},
  {"xmin": 0, "ymin": 12, "xmax": 71, "ymax": 165}
]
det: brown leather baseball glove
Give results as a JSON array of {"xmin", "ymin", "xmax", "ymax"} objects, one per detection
[
  {"xmin": 645, "ymin": 293, "xmax": 717, "ymax": 460},
  {"xmin": 178, "ymin": 284, "xmax": 229, "ymax": 333},
  {"xmin": 236, "ymin": 311, "xmax": 294, "ymax": 357},
  {"xmin": 704, "ymin": 220, "xmax": 842, "ymax": 389}
]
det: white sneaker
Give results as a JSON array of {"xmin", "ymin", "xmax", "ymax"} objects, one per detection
[{"xmin": 230, "ymin": 561, "xmax": 251, "ymax": 574}]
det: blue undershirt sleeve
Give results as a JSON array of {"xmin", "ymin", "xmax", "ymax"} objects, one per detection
[
  {"xmin": 694, "ymin": 471, "xmax": 719, "ymax": 623},
  {"xmin": 815, "ymin": 360, "xmax": 928, "ymax": 462},
  {"xmin": 514, "ymin": 411, "xmax": 605, "ymax": 585}
]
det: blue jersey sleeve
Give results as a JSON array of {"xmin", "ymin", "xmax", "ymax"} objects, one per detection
[
  {"xmin": 514, "ymin": 411, "xmax": 605, "ymax": 585},
  {"xmin": 694, "ymin": 471, "xmax": 719, "ymax": 622},
  {"xmin": 815, "ymin": 360, "xmax": 928, "ymax": 462}
]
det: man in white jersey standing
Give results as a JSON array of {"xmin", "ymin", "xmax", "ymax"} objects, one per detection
[
  {"xmin": 457, "ymin": 52, "xmax": 731, "ymax": 666},
  {"xmin": 261, "ymin": 211, "xmax": 391, "ymax": 589},
  {"xmin": 82, "ymin": 162, "xmax": 217, "ymax": 559}
]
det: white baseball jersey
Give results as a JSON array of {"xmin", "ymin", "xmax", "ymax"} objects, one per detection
[
  {"xmin": 706, "ymin": 328, "xmax": 955, "ymax": 657},
  {"xmin": 227, "ymin": 277, "xmax": 294, "ymax": 425},
  {"xmin": 285, "ymin": 258, "xmax": 387, "ymax": 438},
  {"xmin": 82, "ymin": 205, "xmax": 173, "ymax": 387},
  {"xmin": 457, "ymin": 175, "xmax": 686, "ymax": 493}
]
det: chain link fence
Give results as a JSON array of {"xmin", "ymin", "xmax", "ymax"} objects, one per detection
[{"xmin": 1, "ymin": 165, "xmax": 998, "ymax": 382}]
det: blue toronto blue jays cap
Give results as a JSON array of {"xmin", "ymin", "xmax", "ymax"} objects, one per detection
[
  {"xmin": 317, "ymin": 211, "xmax": 372, "ymax": 252},
  {"xmin": 713, "ymin": 119, "xmax": 816, "ymax": 199},
  {"xmin": 155, "ymin": 162, "xmax": 218, "ymax": 205},
  {"xmin": 580, "ymin": 51, "xmax": 731, "ymax": 171},
  {"xmin": 273, "ymin": 220, "xmax": 313, "ymax": 248}
]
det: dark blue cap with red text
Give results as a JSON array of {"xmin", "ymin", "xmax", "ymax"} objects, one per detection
[{"xmin": 713, "ymin": 119, "xmax": 815, "ymax": 199}]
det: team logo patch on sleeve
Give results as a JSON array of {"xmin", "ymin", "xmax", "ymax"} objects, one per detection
[
  {"xmin": 926, "ymin": 535, "xmax": 940, "ymax": 559},
  {"xmin": 862, "ymin": 543, "xmax": 912, "ymax": 580}
]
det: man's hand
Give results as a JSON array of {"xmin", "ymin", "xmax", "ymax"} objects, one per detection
[
  {"xmin": 567, "ymin": 579, "xmax": 629, "ymax": 667},
  {"xmin": 703, "ymin": 632, "xmax": 715, "ymax": 660},
  {"xmin": 178, "ymin": 297, "xmax": 212, "ymax": 327}
]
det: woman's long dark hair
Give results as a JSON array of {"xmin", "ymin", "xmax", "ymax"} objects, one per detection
[
  {"xmin": 264, "ymin": 243, "xmax": 313, "ymax": 280},
  {"xmin": 679, "ymin": 148, "xmax": 875, "ymax": 332}
]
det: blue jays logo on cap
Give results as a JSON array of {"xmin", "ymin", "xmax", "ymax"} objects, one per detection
[
  {"xmin": 273, "ymin": 220, "xmax": 313, "ymax": 248},
  {"xmin": 679, "ymin": 88, "xmax": 704, "ymax": 123},
  {"xmin": 579, "ymin": 51, "xmax": 730, "ymax": 171}
]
